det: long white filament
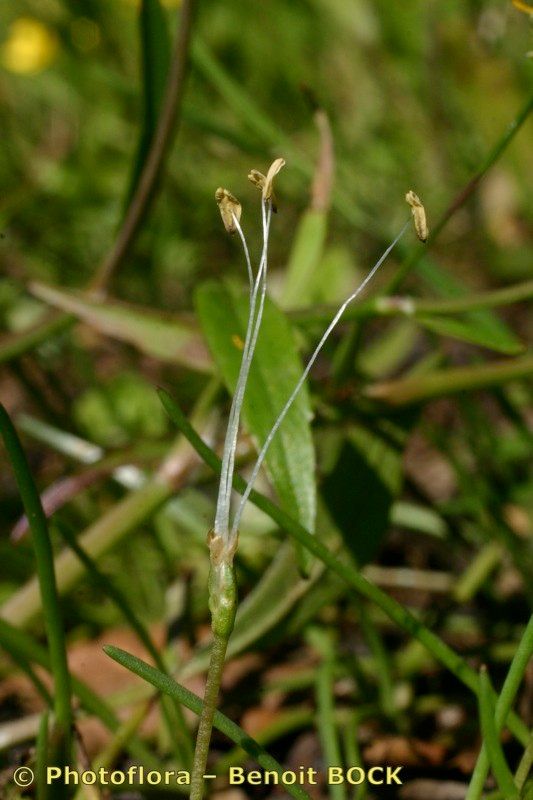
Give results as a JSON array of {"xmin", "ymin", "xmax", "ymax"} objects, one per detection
[
  {"xmin": 229, "ymin": 219, "xmax": 410, "ymax": 544},
  {"xmin": 214, "ymin": 201, "xmax": 273, "ymax": 538}
]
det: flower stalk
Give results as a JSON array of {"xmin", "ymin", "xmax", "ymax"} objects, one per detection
[{"xmin": 190, "ymin": 162, "xmax": 416, "ymax": 799}]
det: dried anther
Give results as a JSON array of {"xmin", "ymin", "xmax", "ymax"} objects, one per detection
[
  {"xmin": 248, "ymin": 157, "xmax": 285, "ymax": 212},
  {"xmin": 405, "ymin": 190, "xmax": 429, "ymax": 243},
  {"xmin": 215, "ymin": 187, "xmax": 242, "ymax": 234}
]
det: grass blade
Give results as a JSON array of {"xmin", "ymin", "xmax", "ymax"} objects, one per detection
[
  {"xmin": 478, "ymin": 666, "xmax": 519, "ymax": 800},
  {"xmin": 467, "ymin": 615, "xmax": 533, "ymax": 800},
  {"xmin": 0, "ymin": 403, "xmax": 72, "ymax": 773}
]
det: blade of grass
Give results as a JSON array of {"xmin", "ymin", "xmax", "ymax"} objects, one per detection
[
  {"xmin": 466, "ymin": 615, "xmax": 533, "ymax": 800},
  {"xmin": 125, "ymin": 0, "xmax": 172, "ymax": 205},
  {"xmin": 478, "ymin": 666, "xmax": 520, "ymax": 800},
  {"xmin": 158, "ymin": 389, "xmax": 530, "ymax": 747},
  {"xmin": 104, "ymin": 645, "xmax": 312, "ymax": 800},
  {"xmin": 0, "ymin": 404, "xmax": 72, "ymax": 773}
]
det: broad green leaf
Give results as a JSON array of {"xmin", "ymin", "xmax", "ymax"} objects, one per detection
[
  {"xmin": 321, "ymin": 424, "xmax": 407, "ymax": 565},
  {"xmin": 29, "ymin": 283, "xmax": 212, "ymax": 372},
  {"xmin": 418, "ymin": 312, "xmax": 524, "ymax": 355},
  {"xmin": 195, "ymin": 281, "xmax": 316, "ymax": 563}
]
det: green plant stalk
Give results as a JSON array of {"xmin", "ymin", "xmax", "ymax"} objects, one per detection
[
  {"xmin": 105, "ymin": 645, "xmax": 312, "ymax": 800},
  {"xmin": 36, "ymin": 711, "xmax": 49, "ymax": 800},
  {"xmin": 0, "ymin": 404, "xmax": 72, "ymax": 770},
  {"xmin": 466, "ymin": 615, "xmax": 533, "ymax": 800},
  {"xmin": 159, "ymin": 390, "xmax": 530, "ymax": 746},
  {"xmin": 478, "ymin": 667, "xmax": 519, "ymax": 800},
  {"xmin": 190, "ymin": 551, "xmax": 237, "ymax": 800}
]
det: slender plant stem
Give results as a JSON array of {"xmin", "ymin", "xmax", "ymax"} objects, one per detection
[
  {"xmin": 515, "ymin": 734, "xmax": 533, "ymax": 792},
  {"xmin": 89, "ymin": 0, "xmax": 197, "ymax": 293},
  {"xmin": 190, "ymin": 634, "xmax": 230, "ymax": 800},
  {"xmin": 159, "ymin": 390, "xmax": 530, "ymax": 747},
  {"xmin": 0, "ymin": 404, "xmax": 72, "ymax": 769},
  {"xmin": 466, "ymin": 615, "xmax": 533, "ymax": 800}
]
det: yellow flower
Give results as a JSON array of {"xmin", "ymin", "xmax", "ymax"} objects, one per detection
[{"xmin": 1, "ymin": 17, "xmax": 59, "ymax": 75}]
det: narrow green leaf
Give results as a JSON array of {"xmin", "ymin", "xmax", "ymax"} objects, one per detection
[
  {"xmin": 418, "ymin": 313, "xmax": 524, "ymax": 355},
  {"xmin": 30, "ymin": 283, "xmax": 212, "ymax": 372},
  {"xmin": 104, "ymin": 646, "xmax": 312, "ymax": 800},
  {"xmin": 195, "ymin": 281, "xmax": 316, "ymax": 556},
  {"xmin": 366, "ymin": 356, "xmax": 533, "ymax": 406},
  {"xmin": 126, "ymin": 0, "xmax": 172, "ymax": 204},
  {"xmin": 478, "ymin": 667, "xmax": 520, "ymax": 800},
  {"xmin": 0, "ymin": 405, "xmax": 72, "ymax": 778}
]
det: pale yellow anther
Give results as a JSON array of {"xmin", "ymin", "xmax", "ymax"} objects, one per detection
[
  {"xmin": 405, "ymin": 190, "xmax": 429, "ymax": 243},
  {"xmin": 248, "ymin": 158, "xmax": 286, "ymax": 212},
  {"xmin": 215, "ymin": 187, "xmax": 242, "ymax": 234}
]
